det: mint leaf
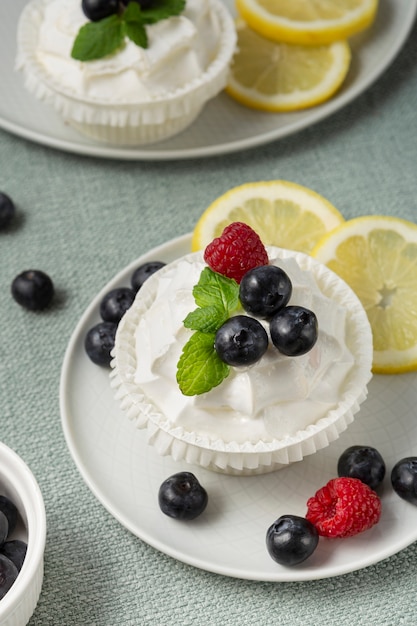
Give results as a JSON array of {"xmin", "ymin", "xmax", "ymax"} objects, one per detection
[
  {"xmin": 123, "ymin": 1, "xmax": 143, "ymax": 22},
  {"xmin": 71, "ymin": 0, "xmax": 186, "ymax": 62},
  {"xmin": 123, "ymin": 0, "xmax": 148, "ymax": 48},
  {"xmin": 193, "ymin": 268, "xmax": 240, "ymax": 313},
  {"xmin": 177, "ymin": 332, "xmax": 230, "ymax": 396},
  {"xmin": 184, "ymin": 306, "xmax": 228, "ymax": 333},
  {"xmin": 176, "ymin": 268, "xmax": 240, "ymax": 395},
  {"xmin": 124, "ymin": 20, "xmax": 148, "ymax": 48},
  {"xmin": 141, "ymin": 0, "xmax": 186, "ymax": 24},
  {"xmin": 71, "ymin": 15, "xmax": 124, "ymax": 62}
]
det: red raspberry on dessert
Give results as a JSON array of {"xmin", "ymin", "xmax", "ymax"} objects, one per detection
[
  {"xmin": 305, "ymin": 477, "xmax": 381, "ymax": 538},
  {"xmin": 204, "ymin": 222, "xmax": 269, "ymax": 283}
]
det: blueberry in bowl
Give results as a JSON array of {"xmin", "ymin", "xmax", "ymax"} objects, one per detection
[{"xmin": 0, "ymin": 441, "xmax": 46, "ymax": 623}]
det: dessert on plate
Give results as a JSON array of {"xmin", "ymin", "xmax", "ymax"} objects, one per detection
[
  {"xmin": 111, "ymin": 223, "xmax": 373, "ymax": 475},
  {"xmin": 16, "ymin": 0, "xmax": 237, "ymax": 145}
]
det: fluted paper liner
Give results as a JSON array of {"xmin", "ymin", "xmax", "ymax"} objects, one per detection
[
  {"xmin": 110, "ymin": 248, "xmax": 373, "ymax": 475},
  {"xmin": 16, "ymin": 0, "xmax": 237, "ymax": 145}
]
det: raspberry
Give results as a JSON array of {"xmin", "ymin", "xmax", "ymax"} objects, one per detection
[
  {"xmin": 203, "ymin": 222, "xmax": 269, "ymax": 283},
  {"xmin": 305, "ymin": 477, "xmax": 381, "ymax": 538}
]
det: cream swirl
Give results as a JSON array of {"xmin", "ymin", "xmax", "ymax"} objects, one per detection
[
  {"xmin": 130, "ymin": 250, "xmax": 356, "ymax": 445},
  {"xmin": 33, "ymin": 0, "xmax": 223, "ymax": 102}
]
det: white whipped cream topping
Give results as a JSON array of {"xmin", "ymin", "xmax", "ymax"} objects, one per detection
[
  {"xmin": 34, "ymin": 0, "xmax": 222, "ymax": 101},
  {"xmin": 132, "ymin": 252, "xmax": 355, "ymax": 444}
]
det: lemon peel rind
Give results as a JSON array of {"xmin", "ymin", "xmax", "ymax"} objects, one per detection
[
  {"xmin": 311, "ymin": 215, "xmax": 417, "ymax": 258},
  {"xmin": 235, "ymin": 0, "xmax": 379, "ymax": 46},
  {"xmin": 372, "ymin": 358, "xmax": 417, "ymax": 376}
]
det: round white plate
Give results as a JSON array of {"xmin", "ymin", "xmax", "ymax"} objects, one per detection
[
  {"xmin": 60, "ymin": 234, "xmax": 417, "ymax": 581},
  {"xmin": 2, "ymin": 0, "xmax": 417, "ymax": 161}
]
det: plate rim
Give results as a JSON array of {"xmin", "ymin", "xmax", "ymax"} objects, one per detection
[
  {"xmin": 2, "ymin": 0, "xmax": 417, "ymax": 160},
  {"xmin": 60, "ymin": 233, "xmax": 417, "ymax": 582}
]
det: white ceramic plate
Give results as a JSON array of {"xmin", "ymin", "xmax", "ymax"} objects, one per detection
[
  {"xmin": 60, "ymin": 234, "xmax": 417, "ymax": 582},
  {"xmin": 2, "ymin": 1, "xmax": 417, "ymax": 160}
]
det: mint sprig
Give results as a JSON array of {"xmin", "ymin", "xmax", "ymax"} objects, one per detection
[
  {"xmin": 124, "ymin": 3, "xmax": 148, "ymax": 48},
  {"xmin": 177, "ymin": 332, "xmax": 230, "ymax": 396},
  {"xmin": 184, "ymin": 306, "xmax": 226, "ymax": 334},
  {"xmin": 193, "ymin": 267, "xmax": 240, "ymax": 311},
  {"xmin": 71, "ymin": 0, "xmax": 186, "ymax": 62},
  {"xmin": 71, "ymin": 14, "xmax": 125, "ymax": 61},
  {"xmin": 177, "ymin": 268, "xmax": 240, "ymax": 396}
]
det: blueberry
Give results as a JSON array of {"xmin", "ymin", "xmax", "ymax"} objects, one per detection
[
  {"xmin": 84, "ymin": 321, "xmax": 117, "ymax": 366},
  {"xmin": 270, "ymin": 305, "xmax": 318, "ymax": 356},
  {"xmin": 158, "ymin": 472, "xmax": 208, "ymax": 521},
  {"xmin": 215, "ymin": 315, "xmax": 268, "ymax": 366},
  {"xmin": 81, "ymin": 0, "xmax": 119, "ymax": 21},
  {"xmin": 266, "ymin": 515, "xmax": 319, "ymax": 566},
  {"xmin": 239, "ymin": 265, "xmax": 292, "ymax": 319},
  {"xmin": 11, "ymin": 270, "xmax": 54, "ymax": 311},
  {"xmin": 99, "ymin": 287, "xmax": 135, "ymax": 324},
  {"xmin": 0, "ymin": 540, "xmax": 27, "ymax": 572},
  {"xmin": 391, "ymin": 457, "xmax": 417, "ymax": 505},
  {"xmin": 0, "ymin": 192, "xmax": 16, "ymax": 230},
  {"xmin": 0, "ymin": 511, "xmax": 8, "ymax": 545},
  {"xmin": 0, "ymin": 554, "xmax": 19, "ymax": 600},
  {"xmin": 131, "ymin": 261, "xmax": 165, "ymax": 292},
  {"xmin": 337, "ymin": 445, "xmax": 386, "ymax": 490},
  {"xmin": 0, "ymin": 496, "xmax": 18, "ymax": 535}
]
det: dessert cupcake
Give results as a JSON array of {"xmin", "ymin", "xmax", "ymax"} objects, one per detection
[
  {"xmin": 110, "ymin": 223, "xmax": 373, "ymax": 475},
  {"xmin": 16, "ymin": 0, "xmax": 237, "ymax": 145}
]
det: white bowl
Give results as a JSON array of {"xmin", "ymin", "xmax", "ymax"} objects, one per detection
[{"xmin": 0, "ymin": 442, "xmax": 46, "ymax": 626}]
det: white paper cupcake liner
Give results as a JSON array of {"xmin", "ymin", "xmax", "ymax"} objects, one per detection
[
  {"xmin": 16, "ymin": 0, "xmax": 237, "ymax": 145},
  {"xmin": 110, "ymin": 248, "xmax": 373, "ymax": 476}
]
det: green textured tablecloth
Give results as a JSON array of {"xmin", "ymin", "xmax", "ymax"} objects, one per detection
[{"xmin": 1, "ymin": 13, "xmax": 417, "ymax": 626}]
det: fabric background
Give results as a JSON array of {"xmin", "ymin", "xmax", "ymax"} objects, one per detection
[{"xmin": 0, "ymin": 11, "xmax": 417, "ymax": 626}]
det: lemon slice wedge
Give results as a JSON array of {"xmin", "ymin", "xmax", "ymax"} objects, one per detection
[
  {"xmin": 236, "ymin": 0, "xmax": 379, "ymax": 45},
  {"xmin": 192, "ymin": 180, "xmax": 344, "ymax": 254},
  {"xmin": 312, "ymin": 216, "xmax": 417, "ymax": 373},
  {"xmin": 226, "ymin": 21, "xmax": 351, "ymax": 112}
]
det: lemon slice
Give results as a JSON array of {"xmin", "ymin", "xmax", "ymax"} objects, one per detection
[
  {"xmin": 192, "ymin": 180, "xmax": 344, "ymax": 254},
  {"xmin": 226, "ymin": 21, "xmax": 351, "ymax": 112},
  {"xmin": 312, "ymin": 216, "xmax": 417, "ymax": 373},
  {"xmin": 236, "ymin": 0, "xmax": 379, "ymax": 45}
]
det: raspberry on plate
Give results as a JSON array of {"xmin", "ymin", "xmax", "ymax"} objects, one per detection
[
  {"xmin": 204, "ymin": 222, "xmax": 269, "ymax": 283},
  {"xmin": 305, "ymin": 477, "xmax": 381, "ymax": 538}
]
